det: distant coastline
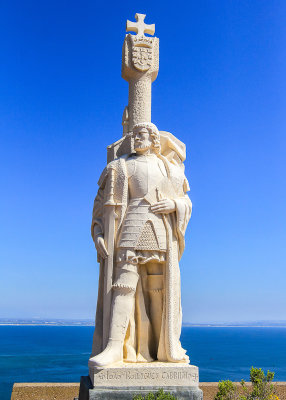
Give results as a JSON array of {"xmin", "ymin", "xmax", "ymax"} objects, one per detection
[
  {"xmin": 1, "ymin": 319, "xmax": 286, "ymax": 327},
  {"xmin": 0, "ymin": 319, "xmax": 94, "ymax": 327}
]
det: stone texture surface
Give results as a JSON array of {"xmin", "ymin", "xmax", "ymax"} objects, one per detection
[
  {"xmin": 90, "ymin": 122, "xmax": 192, "ymax": 369},
  {"xmin": 10, "ymin": 382, "xmax": 79, "ymax": 400},
  {"xmin": 89, "ymin": 362, "xmax": 199, "ymax": 387},
  {"xmin": 79, "ymin": 376, "xmax": 202, "ymax": 400},
  {"xmin": 10, "ymin": 382, "xmax": 286, "ymax": 400},
  {"xmin": 122, "ymin": 20, "xmax": 159, "ymax": 132},
  {"xmin": 89, "ymin": 13, "xmax": 193, "ymax": 372}
]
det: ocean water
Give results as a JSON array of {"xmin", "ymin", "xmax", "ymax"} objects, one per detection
[{"xmin": 1, "ymin": 326, "xmax": 286, "ymax": 400}]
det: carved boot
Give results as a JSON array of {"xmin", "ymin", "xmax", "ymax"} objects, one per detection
[{"xmin": 88, "ymin": 286, "xmax": 136, "ymax": 368}]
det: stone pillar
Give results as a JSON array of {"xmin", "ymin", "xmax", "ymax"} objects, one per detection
[
  {"xmin": 108, "ymin": 14, "xmax": 160, "ymax": 161},
  {"xmin": 128, "ymin": 74, "xmax": 152, "ymax": 128},
  {"xmin": 122, "ymin": 22, "xmax": 159, "ymax": 134}
]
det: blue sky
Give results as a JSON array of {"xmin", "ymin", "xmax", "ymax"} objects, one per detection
[{"xmin": 1, "ymin": 0, "xmax": 285, "ymax": 323}]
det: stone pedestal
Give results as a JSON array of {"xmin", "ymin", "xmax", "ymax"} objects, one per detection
[{"xmin": 78, "ymin": 363, "xmax": 203, "ymax": 400}]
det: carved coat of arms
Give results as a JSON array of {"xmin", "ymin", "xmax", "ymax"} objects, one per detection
[{"xmin": 132, "ymin": 47, "xmax": 152, "ymax": 71}]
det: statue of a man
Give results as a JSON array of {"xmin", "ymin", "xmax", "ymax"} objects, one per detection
[{"xmin": 89, "ymin": 122, "xmax": 192, "ymax": 368}]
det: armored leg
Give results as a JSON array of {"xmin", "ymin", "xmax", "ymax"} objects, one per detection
[
  {"xmin": 146, "ymin": 262, "xmax": 164, "ymax": 353},
  {"xmin": 89, "ymin": 264, "xmax": 139, "ymax": 368}
]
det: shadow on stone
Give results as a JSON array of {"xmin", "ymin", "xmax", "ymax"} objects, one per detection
[{"xmin": 78, "ymin": 376, "xmax": 203, "ymax": 400}]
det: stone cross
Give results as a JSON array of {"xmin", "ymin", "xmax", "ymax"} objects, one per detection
[
  {"xmin": 107, "ymin": 13, "xmax": 160, "ymax": 161},
  {"xmin": 126, "ymin": 13, "xmax": 155, "ymax": 37},
  {"xmin": 121, "ymin": 13, "xmax": 159, "ymax": 138}
]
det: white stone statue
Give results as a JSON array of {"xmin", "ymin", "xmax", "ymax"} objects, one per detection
[
  {"xmin": 89, "ymin": 121, "xmax": 192, "ymax": 369},
  {"xmin": 88, "ymin": 14, "xmax": 192, "ymax": 371}
]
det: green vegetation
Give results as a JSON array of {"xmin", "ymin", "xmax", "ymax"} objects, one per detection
[
  {"xmin": 214, "ymin": 367, "xmax": 277, "ymax": 400},
  {"xmin": 133, "ymin": 388, "xmax": 177, "ymax": 400}
]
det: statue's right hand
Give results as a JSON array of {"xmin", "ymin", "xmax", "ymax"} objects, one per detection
[{"xmin": 95, "ymin": 236, "xmax": 109, "ymax": 259}]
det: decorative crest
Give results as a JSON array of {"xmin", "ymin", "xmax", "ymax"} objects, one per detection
[
  {"xmin": 132, "ymin": 47, "xmax": 152, "ymax": 71},
  {"xmin": 126, "ymin": 13, "xmax": 155, "ymax": 37}
]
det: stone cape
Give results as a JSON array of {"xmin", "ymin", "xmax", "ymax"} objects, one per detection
[{"xmin": 90, "ymin": 154, "xmax": 192, "ymax": 364}]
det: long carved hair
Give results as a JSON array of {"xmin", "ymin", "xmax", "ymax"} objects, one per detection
[
  {"xmin": 133, "ymin": 122, "xmax": 161, "ymax": 155},
  {"xmin": 132, "ymin": 122, "xmax": 172, "ymax": 178}
]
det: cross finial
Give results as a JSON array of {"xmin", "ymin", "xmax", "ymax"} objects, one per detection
[{"xmin": 126, "ymin": 13, "xmax": 155, "ymax": 37}]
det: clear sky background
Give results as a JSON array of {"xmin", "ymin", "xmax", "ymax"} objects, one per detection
[{"xmin": 1, "ymin": 0, "xmax": 285, "ymax": 323}]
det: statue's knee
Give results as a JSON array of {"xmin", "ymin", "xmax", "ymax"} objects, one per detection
[{"xmin": 113, "ymin": 264, "xmax": 139, "ymax": 293}]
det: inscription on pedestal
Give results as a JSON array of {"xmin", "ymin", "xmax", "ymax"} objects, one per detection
[{"xmin": 89, "ymin": 363, "xmax": 199, "ymax": 387}]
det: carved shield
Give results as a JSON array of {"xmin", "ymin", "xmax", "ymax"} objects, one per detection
[{"xmin": 132, "ymin": 47, "xmax": 152, "ymax": 72}]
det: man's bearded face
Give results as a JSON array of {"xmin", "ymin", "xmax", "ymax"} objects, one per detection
[{"xmin": 134, "ymin": 128, "xmax": 153, "ymax": 152}]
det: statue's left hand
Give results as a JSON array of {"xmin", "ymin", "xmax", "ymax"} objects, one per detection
[{"xmin": 151, "ymin": 199, "xmax": 176, "ymax": 214}]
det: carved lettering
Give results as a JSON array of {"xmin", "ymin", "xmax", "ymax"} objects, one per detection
[{"xmin": 95, "ymin": 367, "xmax": 199, "ymax": 385}]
